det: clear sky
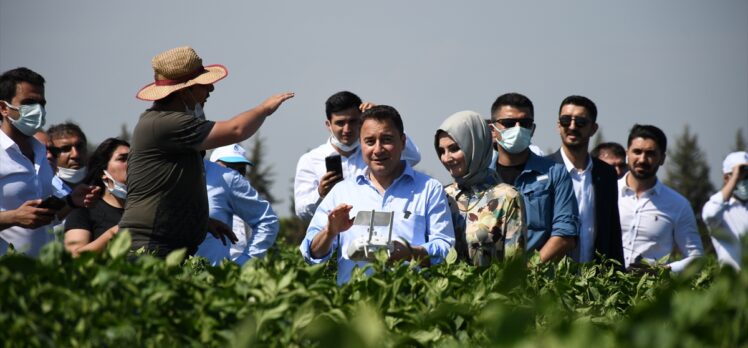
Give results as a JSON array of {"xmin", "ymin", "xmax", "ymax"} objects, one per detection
[{"xmin": 2, "ymin": 0, "xmax": 747, "ymax": 217}]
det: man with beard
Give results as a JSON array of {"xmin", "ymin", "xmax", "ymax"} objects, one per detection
[
  {"xmin": 618, "ymin": 124, "xmax": 703, "ymax": 272},
  {"xmin": 702, "ymin": 151, "xmax": 748, "ymax": 270},
  {"xmin": 547, "ymin": 96, "xmax": 623, "ymax": 264}
]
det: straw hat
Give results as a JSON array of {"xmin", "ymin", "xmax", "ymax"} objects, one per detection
[{"xmin": 136, "ymin": 46, "xmax": 228, "ymax": 101}]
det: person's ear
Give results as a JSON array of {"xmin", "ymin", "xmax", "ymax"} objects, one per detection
[
  {"xmin": 324, "ymin": 119, "xmax": 331, "ymax": 130},
  {"xmin": 590, "ymin": 122, "xmax": 599, "ymax": 136}
]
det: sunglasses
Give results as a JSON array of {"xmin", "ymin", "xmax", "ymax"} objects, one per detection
[
  {"xmin": 493, "ymin": 118, "xmax": 534, "ymax": 129},
  {"xmin": 559, "ymin": 115, "xmax": 592, "ymax": 128},
  {"xmin": 49, "ymin": 142, "xmax": 86, "ymax": 156}
]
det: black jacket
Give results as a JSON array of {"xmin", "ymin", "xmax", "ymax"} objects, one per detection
[{"xmin": 548, "ymin": 150, "xmax": 625, "ymax": 265}]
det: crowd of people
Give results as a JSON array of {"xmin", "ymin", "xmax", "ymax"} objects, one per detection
[{"xmin": 1, "ymin": 46, "xmax": 746, "ymax": 285}]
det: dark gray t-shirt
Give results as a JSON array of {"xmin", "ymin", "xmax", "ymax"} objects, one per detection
[{"xmin": 119, "ymin": 109, "xmax": 214, "ymax": 256}]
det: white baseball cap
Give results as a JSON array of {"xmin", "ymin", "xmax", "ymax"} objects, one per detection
[
  {"xmin": 209, "ymin": 144, "xmax": 254, "ymax": 166},
  {"xmin": 722, "ymin": 151, "xmax": 748, "ymax": 174}
]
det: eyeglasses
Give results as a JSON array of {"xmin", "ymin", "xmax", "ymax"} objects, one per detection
[
  {"xmin": 493, "ymin": 118, "xmax": 534, "ymax": 129},
  {"xmin": 559, "ymin": 115, "xmax": 592, "ymax": 128}
]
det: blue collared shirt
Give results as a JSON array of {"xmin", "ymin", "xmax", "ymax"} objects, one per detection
[
  {"xmin": 300, "ymin": 162, "xmax": 455, "ymax": 285},
  {"xmin": 512, "ymin": 152, "xmax": 579, "ymax": 252},
  {"xmin": 196, "ymin": 160, "xmax": 279, "ymax": 265}
]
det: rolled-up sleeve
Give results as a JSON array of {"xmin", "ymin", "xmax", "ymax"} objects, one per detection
[
  {"xmin": 550, "ymin": 165, "xmax": 580, "ymax": 238},
  {"xmin": 421, "ymin": 182, "xmax": 455, "ymax": 265},
  {"xmin": 299, "ymin": 193, "xmax": 337, "ymax": 264}
]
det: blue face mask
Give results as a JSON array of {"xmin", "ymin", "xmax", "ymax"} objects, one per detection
[
  {"xmin": 4, "ymin": 101, "xmax": 46, "ymax": 136},
  {"xmin": 104, "ymin": 170, "xmax": 127, "ymax": 200},
  {"xmin": 494, "ymin": 124, "xmax": 532, "ymax": 154}
]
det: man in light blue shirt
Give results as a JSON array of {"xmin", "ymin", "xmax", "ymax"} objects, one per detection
[
  {"xmin": 300, "ymin": 105, "xmax": 454, "ymax": 285},
  {"xmin": 197, "ymin": 144, "xmax": 279, "ymax": 265}
]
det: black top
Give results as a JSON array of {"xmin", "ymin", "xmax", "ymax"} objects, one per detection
[
  {"xmin": 65, "ymin": 199, "xmax": 124, "ymax": 241},
  {"xmin": 497, "ymin": 163, "xmax": 526, "ymax": 186}
]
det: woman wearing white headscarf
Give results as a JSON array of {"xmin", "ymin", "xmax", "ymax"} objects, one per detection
[{"xmin": 435, "ymin": 111, "xmax": 526, "ymax": 266}]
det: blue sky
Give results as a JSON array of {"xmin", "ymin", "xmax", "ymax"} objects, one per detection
[{"xmin": 2, "ymin": 0, "xmax": 746, "ymax": 216}]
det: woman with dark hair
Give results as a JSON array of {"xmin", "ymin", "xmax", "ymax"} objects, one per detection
[
  {"xmin": 435, "ymin": 111, "xmax": 527, "ymax": 266},
  {"xmin": 64, "ymin": 138, "xmax": 129, "ymax": 256}
]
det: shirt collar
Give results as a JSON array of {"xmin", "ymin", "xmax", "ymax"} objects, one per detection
[
  {"xmin": 559, "ymin": 148, "xmax": 593, "ymax": 174},
  {"xmin": 522, "ymin": 151, "xmax": 547, "ymax": 174},
  {"xmin": 619, "ymin": 171, "xmax": 661, "ymax": 196},
  {"xmin": 0, "ymin": 129, "xmax": 16, "ymax": 151}
]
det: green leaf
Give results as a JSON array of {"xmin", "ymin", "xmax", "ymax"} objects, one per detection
[
  {"xmin": 107, "ymin": 230, "xmax": 132, "ymax": 259},
  {"xmin": 165, "ymin": 248, "xmax": 187, "ymax": 267},
  {"xmin": 446, "ymin": 247, "xmax": 458, "ymax": 265}
]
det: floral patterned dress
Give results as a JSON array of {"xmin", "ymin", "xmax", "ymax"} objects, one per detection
[{"xmin": 445, "ymin": 179, "xmax": 527, "ymax": 266}]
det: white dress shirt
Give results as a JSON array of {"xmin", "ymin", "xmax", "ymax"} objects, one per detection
[
  {"xmin": 294, "ymin": 136, "xmax": 421, "ymax": 222},
  {"xmin": 702, "ymin": 192, "xmax": 748, "ymax": 270},
  {"xmin": 618, "ymin": 173, "xmax": 704, "ymax": 272},
  {"xmin": 560, "ymin": 150, "xmax": 596, "ymax": 262},
  {"xmin": 0, "ymin": 132, "xmax": 57, "ymax": 256},
  {"xmin": 196, "ymin": 160, "xmax": 279, "ymax": 266}
]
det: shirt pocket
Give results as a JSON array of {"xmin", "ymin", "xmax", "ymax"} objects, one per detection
[
  {"xmin": 522, "ymin": 186, "xmax": 551, "ymax": 231},
  {"xmin": 394, "ymin": 212, "xmax": 428, "ymax": 246}
]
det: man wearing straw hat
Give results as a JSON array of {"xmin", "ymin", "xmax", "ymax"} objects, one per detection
[{"xmin": 119, "ymin": 46, "xmax": 293, "ymax": 257}]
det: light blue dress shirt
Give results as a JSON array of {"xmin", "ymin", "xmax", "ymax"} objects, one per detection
[
  {"xmin": 300, "ymin": 162, "xmax": 455, "ymax": 285},
  {"xmin": 196, "ymin": 160, "xmax": 279, "ymax": 265},
  {"xmin": 512, "ymin": 153, "xmax": 579, "ymax": 252}
]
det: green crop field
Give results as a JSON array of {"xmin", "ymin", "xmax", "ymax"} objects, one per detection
[{"xmin": 0, "ymin": 232, "xmax": 745, "ymax": 347}]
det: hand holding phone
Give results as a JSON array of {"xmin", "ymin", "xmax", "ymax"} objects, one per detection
[
  {"xmin": 325, "ymin": 155, "xmax": 343, "ymax": 176},
  {"xmin": 38, "ymin": 195, "xmax": 66, "ymax": 210}
]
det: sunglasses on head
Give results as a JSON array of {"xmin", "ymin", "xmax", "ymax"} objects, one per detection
[
  {"xmin": 558, "ymin": 115, "xmax": 592, "ymax": 128},
  {"xmin": 493, "ymin": 118, "xmax": 534, "ymax": 129}
]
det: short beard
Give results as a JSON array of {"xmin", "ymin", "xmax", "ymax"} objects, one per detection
[{"xmin": 629, "ymin": 166, "xmax": 657, "ymax": 180}]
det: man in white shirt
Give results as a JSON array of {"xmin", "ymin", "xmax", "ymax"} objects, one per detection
[
  {"xmin": 618, "ymin": 124, "xmax": 703, "ymax": 272},
  {"xmin": 702, "ymin": 151, "xmax": 748, "ymax": 270},
  {"xmin": 0, "ymin": 67, "xmax": 96, "ymax": 256},
  {"xmin": 547, "ymin": 96, "xmax": 623, "ymax": 265},
  {"xmin": 294, "ymin": 91, "xmax": 421, "ymax": 222}
]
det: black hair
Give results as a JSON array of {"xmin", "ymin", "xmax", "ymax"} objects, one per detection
[
  {"xmin": 361, "ymin": 105, "xmax": 404, "ymax": 135},
  {"xmin": 325, "ymin": 91, "xmax": 362, "ymax": 119},
  {"xmin": 627, "ymin": 124, "xmax": 667, "ymax": 153},
  {"xmin": 490, "ymin": 92, "xmax": 534, "ymax": 119},
  {"xmin": 592, "ymin": 142, "xmax": 626, "ymax": 159},
  {"xmin": 0, "ymin": 67, "xmax": 45, "ymax": 103},
  {"xmin": 82, "ymin": 138, "xmax": 130, "ymax": 192},
  {"xmin": 559, "ymin": 95, "xmax": 598, "ymax": 122},
  {"xmin": 47, "ymin": 122, "xmax": 88, "ymax": 145}
]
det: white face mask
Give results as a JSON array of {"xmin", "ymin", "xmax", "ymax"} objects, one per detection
[
  {"xmin": 734, "ymin": 179, "xmax": 748, "ymax": 201},
  {"xmin": 57, "ymin": 166, "xmax": 87, "ymax": 184},
  {"xmin": 4, "ymin": 101, "xmax": 46, "ymax": 136},
  {"xmin": 328, "ymin": 125, "xmax": 359, "ymax": 153},
  {"xmin": 493, "ymin": 124, "xmax": 532, "ymax": 154},
  {"xmin": 103, "ymin": 170, "xmax": 127, "ymax": 200}
]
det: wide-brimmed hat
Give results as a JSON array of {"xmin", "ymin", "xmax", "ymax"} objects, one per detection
[
  {"xmin": 210, "ymin": 144, "xmax": 254, "ymax": 166},
  {"xmin": 136, "ymin": 46, "xmax": 228, "ymax": 101}
]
